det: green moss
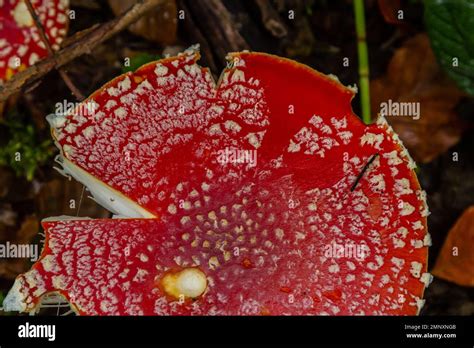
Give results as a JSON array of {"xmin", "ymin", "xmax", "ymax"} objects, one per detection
[
  {"xmin": 0, "ymin": 115, "xmax": 54, "ymax": 181},
  {"xmin": 122, "ymin": 53, "xmax": 162, "ymax": 73}
]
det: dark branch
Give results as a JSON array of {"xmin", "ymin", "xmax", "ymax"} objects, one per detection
[
  {"xmin": 25, "ymin": 0, "xmax": 85, "ymax": 100},
  {"xmin": 255, "ymin": 0, "xmax": 287, "ymax": 38},
  {"xmin": 350, "ymin": 153, "xmax": 380, "ymax": 192},
  {"xmin": 0, "ymin": 0, "xmax": 165, "ymax": 102}
]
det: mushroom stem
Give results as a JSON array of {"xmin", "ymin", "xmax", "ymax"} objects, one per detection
[{"xmin": 353, "ymin": 0, "xmax": 371, "ymax": 124}]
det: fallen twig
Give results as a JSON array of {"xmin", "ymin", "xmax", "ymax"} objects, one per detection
[
  {"xmin": 185, "ymin": 0, "xmax": 248, "ymax": 64},
  {"xmin": 353, "ymin": 0, "xmax": 371, "ymax": 124},
  {"xmin": 179, "ymin": 1, "xmax": 218, "ymax": 73},
  {"xmin": 0, "ymin": 0, "xmax": 164, "ymax": 102},
  {"xmin": 255, "ymin": 0, "xmax": 287, "ymax": 38},
  {"xmin": 25, "ymin": 0, "xmax": 85, "ymax": 100}
]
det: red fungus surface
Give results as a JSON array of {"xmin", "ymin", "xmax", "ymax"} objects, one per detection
[
  {"xmin": 0, "ymin": 0, "xmax": 69, "ymax": 82},
  {"xmin": 4, "ymin": 48, "xmax": 431, "ymax": 315}
]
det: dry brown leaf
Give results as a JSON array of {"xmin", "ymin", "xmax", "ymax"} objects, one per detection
[
  {"xmin": 0, "ymin": 101, "xmax": 4, "ymax": 119},
  {"xmin": 377, "ymin": 0, "xmax": 404, "ymax": 26},
  {"xmin": 108, "ymin": 0, "xmax": 177, "ymax": 45},
  {"xmin": 370, "ymin": 33, "xmax": 465, "ymax": 163},
  {"xmin": 15, "ymin": 215, "xmax": 39, "ymax": 244},
  {"xmin": 0, "ymin": 204, "xmax": 17, "ymax": 241},
  {"xmin": 432, "ymin": 206, "xmax": 474, "ymax": 286},
  {"xmin": 0, "ymin": 168, "xmax": 13, "ymax": 199},
  {"xmin": 0, "ymin": 215, "xmax": 38, "ymax": 280}
]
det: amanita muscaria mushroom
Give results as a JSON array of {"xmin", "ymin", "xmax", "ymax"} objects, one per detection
[
  {"xmin": 0, "ymin": 0, "xmax": 69, "ymax": 83},
  {"xmin": 4, "ymin": 47, "xmax": 431, "ymax": 315}
]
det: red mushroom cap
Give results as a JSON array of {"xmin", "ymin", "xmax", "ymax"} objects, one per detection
[
  {"xmin": 0, "ymin": 0, "xmax": 69, "ymax": 82},
  {"xmin": 4, "ymin": 48, "xmax": 430, "ymax": 315}
]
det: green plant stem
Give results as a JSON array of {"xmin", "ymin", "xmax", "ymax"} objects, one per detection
[{"xmin": 353, "ymin": 0, "xmax": 371, "ymax": 124}]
